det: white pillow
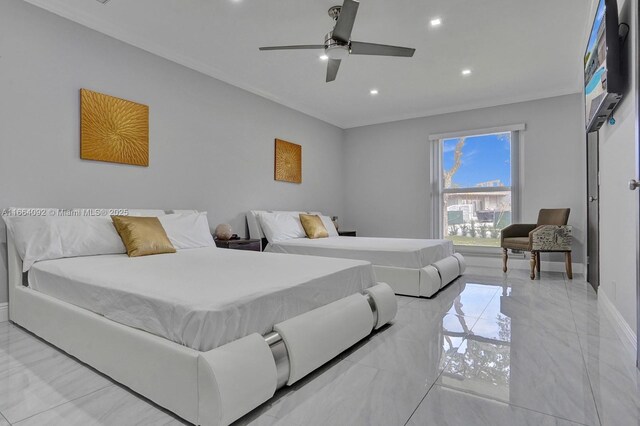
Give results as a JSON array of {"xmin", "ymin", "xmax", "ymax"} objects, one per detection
[
  {"xmin": 258, "ymin": 212, "xmax": 306, "ymax": 243},
  {"xmin": 127, "ymin": 209, "xmax": 166, "ymax": 217},
  {"xmin": 271, "ymin": 210, "xmax": 322, "ymax": 216},
  {"xmin": 158, "ymin": 212, "xmax": 215, "ymax": 250},
  {"xmin": 251, "ymin": 210, "xmax": 323, "ymax": 239},
  {"xmin": 170, "ymin": 209, "xmax": 199, "ymax": 215},
  {"xmin": 320, "ymin": 215, "xmax": 339, "ymax": 237},
  {"xmin": 3, "ymin": 215, "xmax": 126, "ymax": 272}
]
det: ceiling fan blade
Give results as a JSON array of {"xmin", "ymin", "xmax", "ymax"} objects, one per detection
[
  {"xmin": 350, "ymin": 41, "xmax": 415, "ymax": 57},
  {"xmin": 259, "ymin": 45, "xmax": 325, "ymax": 51},
  {"xmin": 332, "ymin": 0, "xmax": 359, "ymax": 43},
  {"xmin": 326, "ymin": 59, "xmax": 341, "ymax": 82}
]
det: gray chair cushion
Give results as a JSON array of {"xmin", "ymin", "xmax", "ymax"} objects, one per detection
[{"xmin": 502, "ymin": 237, "xmax": 530, "ymax": 250}]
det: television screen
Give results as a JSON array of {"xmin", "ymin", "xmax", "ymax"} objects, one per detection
[
  {"xmin": 584, "ymin": 0, "xmax": 608, "ymax": 124},
  {"xmin": 584, "ymin": 0, "xmax": 622, "ymax": 132}
]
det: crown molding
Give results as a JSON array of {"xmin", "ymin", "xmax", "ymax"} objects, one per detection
[{"xmin": 23, "ymin": 0, "xmax": 584, "ymax": 130}]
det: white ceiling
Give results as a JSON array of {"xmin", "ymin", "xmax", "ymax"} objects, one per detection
[{"xmin": 25, "ymin": 0, "xmax": 593, "ymax": 128}]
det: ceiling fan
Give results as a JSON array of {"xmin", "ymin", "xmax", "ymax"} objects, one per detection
[{"xmin": 259, "ymin": 0, "xmax": 416, "ymax": 82}]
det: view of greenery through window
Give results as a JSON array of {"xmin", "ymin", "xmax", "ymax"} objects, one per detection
[{"xmin": 441, "ymin": 132, "xmax": 512, "ymax": 247}]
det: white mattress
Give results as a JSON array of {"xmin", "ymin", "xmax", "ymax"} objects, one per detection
[
  {"xmin": 28, "ymin": 247, "xmax": 375, "ymax": 352},
  {"xmin": 266, "ymin": 237, "xmax": 454, "ymax": 269}
]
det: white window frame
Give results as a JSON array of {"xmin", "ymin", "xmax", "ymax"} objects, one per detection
[{"xmin": 429, "ymin": 124, "xmax": 525, "ymax": 255}]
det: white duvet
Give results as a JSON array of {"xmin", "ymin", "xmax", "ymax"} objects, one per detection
[
  {"xmin": 266, "ymin": 237, "xmax": 454, "ymax": 269},
  {"xmin": 28, "ymin": 247, "xmax": 375, "ymax": 351}
]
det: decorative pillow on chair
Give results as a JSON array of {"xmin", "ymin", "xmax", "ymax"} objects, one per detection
[
  {"xmin": 299, "ymin": 214, "xmax": 329, "ymax": 239},
  {"xmin": 111, "ymin": 216, "xmax": 176, "ymax": 257}
]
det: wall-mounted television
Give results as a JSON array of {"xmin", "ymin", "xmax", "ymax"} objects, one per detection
[{"xmin": 584, "ymin": 0, "xmax": 623, "ymax": 133}]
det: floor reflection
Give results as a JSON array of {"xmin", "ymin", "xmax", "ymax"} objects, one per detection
[
  {"xmin": 428, "ymin": 275, "xmax": 600, "ymax": 426},
  {"xmin": 440, "ymin": 282, "xmax": 511, "ymax": 401}
]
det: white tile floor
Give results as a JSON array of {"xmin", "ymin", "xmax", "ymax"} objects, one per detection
[{"xmin": 1, "ymin": 266, "xmax": 639, "ymax": 425}]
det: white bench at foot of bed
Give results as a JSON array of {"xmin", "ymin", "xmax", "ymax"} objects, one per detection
[{"xmin": 373, "ymin": 253, "xmax": 466, "ymax": 298}]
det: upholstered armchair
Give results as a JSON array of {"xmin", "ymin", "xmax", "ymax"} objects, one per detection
[{"xmin": 501, "ymin": 208, "xmax": 572, "ymax": 280}]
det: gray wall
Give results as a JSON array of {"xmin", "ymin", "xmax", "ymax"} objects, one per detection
[
  {"xmin": 0, "ymin": 0, "xmax": 593, "ymax": 310},
  {"xmin": 0, "ymin": 0, "xmax": 345, "ymax": 304},
  {"xmin": 597, "ymin": 0, "xmax": 637, "ymax": 334},
  {"xmin": 342, "ymin": 94, "xmax": 587, "ymax": 265}
]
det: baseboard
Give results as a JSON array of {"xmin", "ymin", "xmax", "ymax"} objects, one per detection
[
  {"xmin": 0, "ymin": 303, "xmax": 7, "ymax": 323},
  {"xmin": 598, "ymin": 290, "xmax": 637, "ymax": 359},
  {"xmin": 463, "ymin": 255, "xmax": 585, "ymax": 274}
]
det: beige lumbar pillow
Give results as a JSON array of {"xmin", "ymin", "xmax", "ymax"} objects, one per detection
[
  {"xmin": 111, "ymin": 216, "xmax": 176, "ymax": 257},
  {"xmin": 299, "ymin": 214, "xmax": 329, "ymax": 239}
]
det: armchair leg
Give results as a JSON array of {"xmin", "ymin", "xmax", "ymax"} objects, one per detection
[
  {"xmin": 565, "ymin": 252, "xmax": 573, "ymax": 280},
  {"xmin": 530, "ymin": 251, "xmax": 536, "ymax": 280},
  {"xmin": 536, "ymin": 252, "xmax": 541, "ymax": 275},
  {"xmin": 502, "ymin": 248, "xmax": 508, "ymax": 273}
]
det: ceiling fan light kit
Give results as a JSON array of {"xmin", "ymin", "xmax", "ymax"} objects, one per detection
[
  {"xmin": 259, "ymin": 0, "xmax": 416, "ymax": 82},
  {"xmin": 325, "ymin": 33, "xmax": 350, "ymax": 60}
]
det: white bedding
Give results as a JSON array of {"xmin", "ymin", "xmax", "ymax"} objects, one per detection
[
  {"xmin": 28, "ymin": 247, "xmax": 375, "ymax": 352},
  {"xmin": 266, "ymin": 237, "xmax": 454, "ymax": 269}
]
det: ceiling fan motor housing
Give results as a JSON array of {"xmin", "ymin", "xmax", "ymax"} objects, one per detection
[{"xmin": 324, "ymin": 31, "xmax": 350, "ymax": 60}]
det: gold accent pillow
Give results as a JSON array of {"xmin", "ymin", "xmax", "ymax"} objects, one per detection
[
  {"xmin": 299, "ymin": 214, "xmax": 329, "ymax": 239},
  {"xmin": 111, "ymin": 216, "xmax": 176, "ymax": 257}
]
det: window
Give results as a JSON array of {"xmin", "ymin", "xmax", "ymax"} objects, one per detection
[{"xmin": 431, "ymin": 126, "xmax": 522, "ymax": 250}]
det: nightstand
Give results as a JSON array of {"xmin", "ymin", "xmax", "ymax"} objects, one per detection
[
  {"xmin": 338, "ymin": 230, "xmax": 357, "ymax": 237},
  {"xmin": 214, "ymin": 238, "xmax": 262, "ymax": 252}
]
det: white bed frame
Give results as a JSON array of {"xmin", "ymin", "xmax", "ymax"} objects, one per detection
[
  {"xmin": 6, "ymin": 211, "xmax": 397, "ymax": 426},
  {"xmin": 247, "ymin": 210, "xmax": 466, "ymax": 298}
]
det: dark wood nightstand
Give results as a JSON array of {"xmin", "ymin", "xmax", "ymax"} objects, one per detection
[
  {"xmin": 214, "ymin": 238, "xmax": 262, "ymax": 252},
  {"xmin": 338, "ymin": 230, "xmax": 357, "ymax": 237}
]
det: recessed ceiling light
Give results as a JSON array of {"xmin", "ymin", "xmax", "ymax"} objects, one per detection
[
  {"xmin": 462, "ymin": 69, "xmax": 472, "ymax": 76},
  {"xmin": 430, "ymin": 18, "xmax": 442, "ymax": 27},
  {"xmin": 370, "ymin": 89, "xmax": 379, "ymax": 95},
  {"xmin": 319, "ymin": 54, "xmax": 329, "ymax": 61}
]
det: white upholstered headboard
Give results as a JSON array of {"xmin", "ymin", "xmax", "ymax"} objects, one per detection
[
  {"xmin": 246, "ymin": 210, "xmax": 324, "ymax": 240},
  {"xmin": 247, "ymin": 211, "xmax": 266, "ymax": 240}
]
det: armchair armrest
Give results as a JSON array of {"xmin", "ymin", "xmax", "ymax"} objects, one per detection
[
  {"xmin": 530, "ymin": 225, "xmax": 572, "ymax": 251},
  {"xmin": 500, "ymin": 224, "xmax": 537, "ymax": 242}
]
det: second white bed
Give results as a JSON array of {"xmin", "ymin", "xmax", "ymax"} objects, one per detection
[
  {"xmin": 266, "ymin": 236, "xmax": 454, "ymax": 269},
  {"xmin": 28, "ymin": 247, "xmax": 375, "ymax": 352},
  {"xmin": 247, "ymin": 210, "xmax": 465, "ymax": 297}
]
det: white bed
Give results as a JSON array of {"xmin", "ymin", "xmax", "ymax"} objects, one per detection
[
  {"xmin": 267, "ymin": 236, "xmax": 454, "ymax": 269},
  {"xmin": 29, "ymin": 247, "xmax": 375, "ymax": 351},
  {"xmin": 248, "ymin": 210, "xmax": 466, "ymax": 297},
  {"xmin": 4, "ymin": 209, "xmax": 398, "ymax": 426}
]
